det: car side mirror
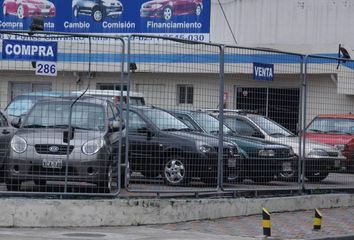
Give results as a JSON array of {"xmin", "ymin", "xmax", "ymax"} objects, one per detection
[
  {"xmin": 137, "ymin": 126, "xmax": 154, "ymax": 139},
  {"xmin": 109, "ymin": 119, "xmax": 124, "ymax": 132},
  {"xmin": 11, "ymin": 117, "xmax": 21, "ymax": 128},
  {"xmin": 252, "ymin": 131, "xmax": 265, "ymax": 138}
]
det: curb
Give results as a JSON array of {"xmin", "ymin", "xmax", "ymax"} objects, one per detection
[{"xmin": 1, "ymin": 193, "xmax": 354, "ymax": 227}]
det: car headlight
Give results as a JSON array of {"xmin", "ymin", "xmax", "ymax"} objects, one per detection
[
  {"xmin": 151, "ymin": 3, "xmax": 163, "ymax": 9},
  {"xmin": 334, "ymin": 144, "xmax": 345, "ymax": 151},
  {"xmin": 258, "ymin": 149, "xmax": 275, "ymax": 157},
  {"xmin": 82, "ymin": 138, "xmax": 104, "ymax": 155},
  {"xmin": 26, "ymin": 3, "xmax": 36, "ymax": 8},
  {"xmin": 308, "ymin": 148, "xmax": 329, "ymax": 157},
  {"xmin": 196, "ymin": 141, "xmax": 213, "ymax": 153},
  {"xmin": 11, "ymin": 135, "xmax": 27, "ymax": 154}
]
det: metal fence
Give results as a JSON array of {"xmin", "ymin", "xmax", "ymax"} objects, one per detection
[
  {"xmin": 0, "ymin": 30, "xmax": 353, "ymax": 197},
  {"xmin": 0, "ymin": 30, "xmax": 125, "ymax": 196}
]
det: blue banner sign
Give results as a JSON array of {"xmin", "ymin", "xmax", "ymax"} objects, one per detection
[
  {"xmin": 0, "ymin": 0, "xmax": 210, "ymax": 41},
  {"xmin": 253, "ymin": 62, "xmax": 274, "ymax": 81},
  {"xmin": 2, "ymin": 40, "xmax": 57, "ymax": 61}
]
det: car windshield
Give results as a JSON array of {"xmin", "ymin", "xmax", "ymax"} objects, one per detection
[
  {"xmin": 307, "ymin": 117, "xmax": 354, "ymax": 134},
  {"xmin": 5, "ymin": 96, "xmax": 39, "ymax": 117},
  {"xmin": 143, "ymin": 109, "xmax": 188, "ymax": 131},
  {"xmin": 249, "ymin": 115, "xmax": 294, "ymax": 137},
  {"xmin": 23, "ymin": 101, "xmax": 106, "ymax": 131},
  {"xmin": 191, "ymin": 112, "xmax": 234, "ymax": 135}
]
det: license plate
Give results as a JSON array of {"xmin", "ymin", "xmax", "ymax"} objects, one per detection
[
  {"xmin": 42, "ymin": 159, "xmax": 62, "ymax": 169},
  {"xmin": 282, "ymin": 162, "xmax": 292, "ymax": 172},
  {"xmin": 335, "ymin": 159, "xmax": 340, "ymax": 167},
  {"xmin": 228, "ymin": 158, "xmax": 237, "ymax": 168}
]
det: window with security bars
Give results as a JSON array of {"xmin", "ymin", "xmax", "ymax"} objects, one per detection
[
  {"xmin": 177, "ymin": 85, "xmax": 193, "ymax": 104},
  {"xmin": 97, "ymin": 83, "xmax": 127, "ymax": 91}
]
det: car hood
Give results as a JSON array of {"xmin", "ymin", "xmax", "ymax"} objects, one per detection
[
  {"xmin": 102, "ymin": 0, "xmax": 121, "ymax": 5},
  {"xmin": 142, "ymin": 0, "xmax": 167, "ymax": 6},
  {"xmin": 166, "ymin": 131, "xmax": 234, "ymax": 148},
  {"xmin": 224, "ymin": 134, "xmax": 289, "ymax": 148},
  {"xmin": 25, "ymin": 0, "xmax": 53, "ymax": 5},
  {"xmin": 16, "ymin": 128, "xmax": 105, "ymax": 147},
  {"xmin": 271, "ymin": 136, "xmax": 339, "ymax": 155},
  {"xmin": 304, "ymin": 132, "xmax": 354, "ymax": 145}
]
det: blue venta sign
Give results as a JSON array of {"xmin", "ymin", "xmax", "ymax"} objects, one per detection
[
  {"xmin": 253, "ymin": 62, "xmax": 274, "ymax": 81},
  {"xmin": 2, "ymin": 40, "xmax": 57, "ymax": 62}
]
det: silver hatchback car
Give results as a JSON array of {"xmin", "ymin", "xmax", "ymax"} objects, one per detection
[{"xmin": 5, "ymin": 97, "xmax": 123, "ymax": 193}]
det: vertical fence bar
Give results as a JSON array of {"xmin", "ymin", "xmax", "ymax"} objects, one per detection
[{"xmin": 218, "ymin": 45, "xmax": 225, "ymax": 188}]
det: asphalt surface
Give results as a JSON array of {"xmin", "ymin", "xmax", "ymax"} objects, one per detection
[{"xmin": 0, "ymin": 207, "xmax": 353, "ymax": 240}]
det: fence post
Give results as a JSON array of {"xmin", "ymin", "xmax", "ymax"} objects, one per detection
[{"xmin": 218, "ymin": 44, "xmax": 225, "ymax": 188}]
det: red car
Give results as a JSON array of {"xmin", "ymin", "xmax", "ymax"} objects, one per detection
[
  {"xmin": 304, "ymin": 114, "xmax": 354, "ymax": 172},
  {"xmin": 140, "ymin": 0, "xmax": 203, "ymax": 21},
  {"xmin": 3, "ymin": 0, "xmax": 55, "ymax": 19}
]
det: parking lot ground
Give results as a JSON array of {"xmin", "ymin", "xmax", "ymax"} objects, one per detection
[
  {"xmin": 0, "ymin": 207, "xmax": 353, "ymax": 240},
  {"xmin": 149, "ymin": 207, "xmax": 354, "ymax": 240}
]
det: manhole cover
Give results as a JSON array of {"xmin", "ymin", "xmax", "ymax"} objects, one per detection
[{"xmin": 63, "ymin": 233, "xmax": 106, "ymax": 238}]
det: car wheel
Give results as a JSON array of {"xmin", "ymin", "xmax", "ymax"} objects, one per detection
[
  {"xmin": 5, "ymin": 178, "xmax": 21, "ymax": 191},
  {"xmin": 162, "ymin": 6, "xmax": 172, "ymax": 21},
  {"xmin": 73, "ymin": 6, "xmax": 79, "ymax": 18},
  {"xmin": 97, "ymin": 164, "xmax": 113, "ymax": 193},
  {"xmin": 92, "ymin": 7, "xmax": 104, "ymax": 22},
  {"xmin": 306, "ymin": 171, "xmax": 329, "ymax": 182},
  {"xmin": 17, "ymin": 4, "xmax": 24, "ymax": 19},
  {"xmin": 3, "ymin": 5, "xmax": 7, "ymax": 16},
  {"xmin": 195, "ymin": 4, "xmax": 202, "ymax": 16},
  {"xmin": 163, "ymin": 156, "xmax": 188, "ymax": 186}
]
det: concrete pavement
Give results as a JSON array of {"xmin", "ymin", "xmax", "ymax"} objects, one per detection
[{"xmin": 0, "ymin": 207, "xmax": 353, "ymax": 240}]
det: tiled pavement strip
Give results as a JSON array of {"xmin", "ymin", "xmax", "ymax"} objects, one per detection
[{"xmin": 148, "ymin": 207, "xmax": 354, "ymax": 239}]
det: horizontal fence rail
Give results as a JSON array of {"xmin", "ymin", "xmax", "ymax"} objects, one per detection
[{"xmin": 0, "ymin": 30, "xmax": 352, "ymax": 198}]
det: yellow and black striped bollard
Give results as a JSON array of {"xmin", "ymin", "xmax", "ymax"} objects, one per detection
[
  {"xmin": 313, "ymin": 208, "xmax": 322, "ymax": 231},
  {"xmin": 262, "ymin": 208, "xmax": 271, "ymax": 237}
]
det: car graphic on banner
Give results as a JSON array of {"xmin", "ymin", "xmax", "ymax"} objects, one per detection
[
  {"xmin": 0, "ymin": 0, "xmax": 210, "ymax": 42},
  {"xmin": 3, "ymin": 0, "xmax": 55, "ymax": 19},
  {"xmin": 140, "ymin": 0, "xmax": 203, "ymax": 21},
  {"xmin": 72, "ymin": 0, "xmax": 123, "ymax": 22}
]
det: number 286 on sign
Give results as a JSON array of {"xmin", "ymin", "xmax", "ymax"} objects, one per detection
[{"xmin": 35, "ymin": 61, "xmax": 57, "ymax": 76}]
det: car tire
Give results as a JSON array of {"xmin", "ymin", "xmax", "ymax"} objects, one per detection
[
  {"xmin": 3, "ymin": 5, "xmax": 7, "ymax": 16},
  {"xmin": 5, "ymin": 178, "xmax": 21, "ymax": 191},
  {"xmin": 92, "ymin": 7, "xmax": 104, "ymax": 22},
  {"xmin": 162, "ymin": 6, "xmax": 172, "ymax": 21},
  {"xmin": 73, "ymin": 6, "xmax": 79, "ymax": 18},
  {"xmin": 195, "ymin": 4, "xmax": 202, "ymax": 16},
  {"xmin": 306, "ymin": 171, "xmax": 329, "ymax": 182},
  {"xmin": 163, "ymin": 156, "xmax": 189, "ymax": 186},
  {"xmin": 97, "ymin": 163, "xmax": 113, "ymax": 193},
  {"xmin": 17, "ymin": 4, "xmax": 24, "ymax": 19}
]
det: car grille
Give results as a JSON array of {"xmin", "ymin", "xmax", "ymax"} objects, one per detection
[
  {"xmin": 327, "ymin": 152, "xmax": 339, "ymax": 157},
  {"xmin": 274, "ymin": 148, "xmax": 291, "ymax": 158},
  {"xmin": 30, "ymin": 166, "xmax": 78, "ymax": 176},
  {"xmin": 35, "ymin": 144, "xmax": 74, "ymax": 155},
  {"xmin": 214, "ymin": 147, "xmax": 238, "ymax": 157}
]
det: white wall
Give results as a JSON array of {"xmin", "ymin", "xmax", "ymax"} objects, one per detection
[{"xmin": 210, "ymin": 0, "xmax": 354, "ymax": 54}]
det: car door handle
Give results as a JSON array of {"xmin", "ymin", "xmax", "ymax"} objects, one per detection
[{"xmin": 2, "ymin": 130, "xmax": 10, "ymax": 134}]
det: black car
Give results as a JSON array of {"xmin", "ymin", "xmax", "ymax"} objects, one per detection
[
  {"xmin": 6, "ymin": 97, "xmax": 124, "ymax": 193},
  {"xmin": 168, "ymin": 109, "xmax": 298, "ymax": 183},
  {"xmin": 72, "ymin": 0, "xmax": 123, "ymax": 22},
  {"xmin": 122, "ymin": 106, "xmax": 241, "ymax": 186}
]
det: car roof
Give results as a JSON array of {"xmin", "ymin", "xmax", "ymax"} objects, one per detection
[
  {"xmin": 315, "ymin": 114, "xmax": 354, "ymax": 119},
  {"xmin": 37, "ymin": 95, "xmax": 109, "ymax": 106},
  {"xmin": 14, "ymin": 91, "xmax": 75, "ymax": 98},
  {"xmin": 73, "ymin": 89, "xmax": 144, "ymax": 98}
]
